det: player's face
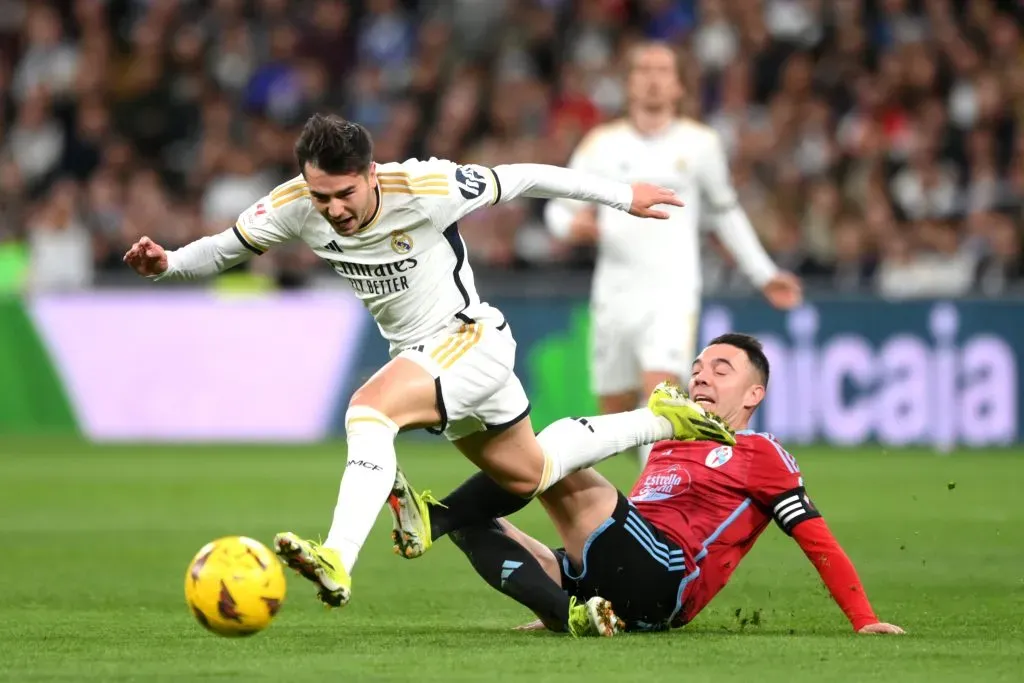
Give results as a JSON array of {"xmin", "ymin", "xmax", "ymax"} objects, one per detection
[
  {"xmin": 627, "ymin": 45, "xmax": 683, "ymax": 111},
  {"xmin": 304, "ymin": 162, "xmax": 379, "ymax": 236},
  {"xmin": 688, "ymin": 344, "xmax": 765, "ymax": 429}
]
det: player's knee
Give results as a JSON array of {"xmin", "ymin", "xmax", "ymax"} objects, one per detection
[
  {"xmin": 344, "ymin": 405, "xmax": 399, "ymax": 437},
  {"xmin": 479, "ymin": 465, "xmax": 539, "ymax": 498},
  {"xmin": 347, "ymin": 388, "xmax": 432, "ymax": 430},
  {"xmin": 348, "ymin": 384, "xmax": 384, "ymax": 412}
]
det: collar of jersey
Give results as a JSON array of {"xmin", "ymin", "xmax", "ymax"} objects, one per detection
[{"xmin": 356, "ymin": 185, "xmax": 383, "ymax": 234}]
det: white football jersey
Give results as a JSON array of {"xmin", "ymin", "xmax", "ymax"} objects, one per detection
[
  {"xmin": 546, "ymin": 118, "xmax": 767, "ymax": 307},
  {"xmin": 231, "ymin": 158, "xmax": 506, "ymax": 348},
  {"xmin": 160, "ymin": 156, "xmax": 633, "ymax": 349}
]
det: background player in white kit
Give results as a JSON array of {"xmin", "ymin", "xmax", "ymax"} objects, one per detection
[
  {"xmin": 122, "ymin": 114, "xmax": 732, "ymax": 612},
  {"xmin": 545, "ymin": 42, "xmax": 803, "ymax": 467}
]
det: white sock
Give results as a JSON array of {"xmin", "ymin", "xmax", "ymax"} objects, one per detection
[
  {"xmin": 533, "ymin": 409, "xmax": 671, "ymax": 494},
  {"xmin": 323, "ymin": 406, "xmax": 399, "ymax": 574}
]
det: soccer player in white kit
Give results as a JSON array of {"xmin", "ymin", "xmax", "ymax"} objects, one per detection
[
  {"xmin": 545, "ymin": 43, "xmax": 803, "ymax": 467},
  {"xmin": 123, "ymin": 114, "xmax": 734, "ymax": 610}
]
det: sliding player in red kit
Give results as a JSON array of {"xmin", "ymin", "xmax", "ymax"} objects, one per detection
[
  {"xmin": 388, "ymin": 333, "xmax": 904, "ymax": 636},
  {"xmin": 630, "ymin": 417, "xmax": 879, "ymax": 630}
]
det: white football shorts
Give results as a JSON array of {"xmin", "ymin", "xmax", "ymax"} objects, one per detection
[
  {"xmin": 398, "ymin": 313, "xmax": 530, "ymax": 441},
  {"xmin": 590, "ymin": 300, "xmax": 701, "ymax": 396}
]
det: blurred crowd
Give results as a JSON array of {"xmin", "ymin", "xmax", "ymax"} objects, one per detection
[{"xmin": 0, "ymin": 0, "xmax": 1021, "ymax": 297}]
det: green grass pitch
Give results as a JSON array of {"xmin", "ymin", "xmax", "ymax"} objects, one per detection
[{"xmin": 1, "ymin": 438, "xmax": 1022, "ymax": 682}]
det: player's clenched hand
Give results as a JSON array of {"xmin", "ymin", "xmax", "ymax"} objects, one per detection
[
  {"xmin": 858, "ymin": 622, "xmax": 905, "ymax": 635},
  {"xmin": 629, "ymin": 183, "xmax": 683, "ymax": 219},
  {"xmin": 123, "ymin": 236, "xmax": 168, "ymax": 277}
]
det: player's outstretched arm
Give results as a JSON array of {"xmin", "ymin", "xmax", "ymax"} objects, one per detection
[
  {"xmin": 494, "ymin": 163, "xmax": 683, "ymax": 220},
  {"xmin": 752, "ymin": 436, "xmax": 902, "ymax": 635},
  {"xmin": 696, "ymin": 131, "xmax": 802, "ymax": 309},
  {"xmin": 790, "ymin": 517, "xmax": 905, "ymax": 634},
  {"xmin": 124, "ymin": 229, "xmax": 254, "ymax": 281}
]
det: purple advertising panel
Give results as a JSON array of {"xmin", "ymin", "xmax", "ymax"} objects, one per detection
[{"xmin": 29, "ymin": 291, "xmax": 368, "ymax": 441}]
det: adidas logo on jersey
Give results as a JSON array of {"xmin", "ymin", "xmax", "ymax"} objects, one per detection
[{"xmin": 322, "ymin": 241, "xmax": 344, "ymax": 253}]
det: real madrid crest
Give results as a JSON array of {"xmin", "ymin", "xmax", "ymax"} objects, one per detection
[{"xmin": 390, "ymin": 231, "xmax": 413, "ymax": 254}]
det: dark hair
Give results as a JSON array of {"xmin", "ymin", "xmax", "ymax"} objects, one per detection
[
  {"xmin": 294, "ymin": 114, "xmax": 373, "ymax": 176},
  {"xmin": 708, "ymin": 333, "xmax": 769, "ymax": 387}
]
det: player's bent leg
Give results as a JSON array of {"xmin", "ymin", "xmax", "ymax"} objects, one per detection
[
  {"xmin": 328, "ymin": 358, "xmax": 440, "ymax": 562},
  {"xmin": 449, "ymin": 517, "xmax": 572, "ymax": 631},
  {"xmin": 454, "ymin": 409, "xmax": 670, "ymax": 502},
  {"xmin": 463, "ymin": 409, "xmax": 677, "ymax": 498},
  {"xmin": 559, "ymin": 491, "xmax": 695, "ymax": 632},
  {"xmin": 455, "ymin": 417, "xmax": 547, "ymax": 498},
  {"xmin": 538, "ymin": 469, "xmax": 621, "ymax": 566},
  {"xmin": 391, "ymin": 399, "xmax": 729, "ymax": 556},
  {"xmin": 276, "ymin": 357, "xmax": 442, "ymax": 607},
  {"xmin": 494, "ymin": 518, "xmax": 564, "ymax": 585},
  {"xmin": 444, "ymin": 512, "xmax": 622, "ymax": 636}
]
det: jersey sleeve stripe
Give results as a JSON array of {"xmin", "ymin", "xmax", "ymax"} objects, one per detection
[
  {"xmin": 270, "ymin": 179, "xmax": 306, "ymax": 200},
  {"xmin": 378, "ymin": 181, "xmax": 449, "ymax": 189},
  {"xmin": 693, "ymin": 497, "xmax": 752, "ymax": 562},
  {"xmin": 377, "ymin": 172, "xmax": 448, "ymax": 184},
  {"xmin": 488, "ymin": 167, "xmax": 502, "ymax": 205},
  {"xmin": 271, "ymin": 187, "xmax": 310, "ymax": 208},
  {"xmin": 232, "ymin": 224, "xmax": 265, "ymax": 255},
  {"xmin": 379, "ymin": 187, "xmax": 449, "ymax": 196},
  {"xmin": 757, "ymin": 432, "xmax": 798, "ymax": 473}
]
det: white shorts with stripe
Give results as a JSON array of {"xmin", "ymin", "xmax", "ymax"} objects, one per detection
[
  {"xmin": 590, "ymin": 299, "xmax": 701, "ymax": 396},
  {"xmin": 398, "ymin": 314, "xmax": 530, "ymax": 441}
]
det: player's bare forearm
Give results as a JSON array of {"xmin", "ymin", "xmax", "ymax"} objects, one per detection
[{"xmin": 791, "ymin": 517, "xmax": 879, "ymax": 631}]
